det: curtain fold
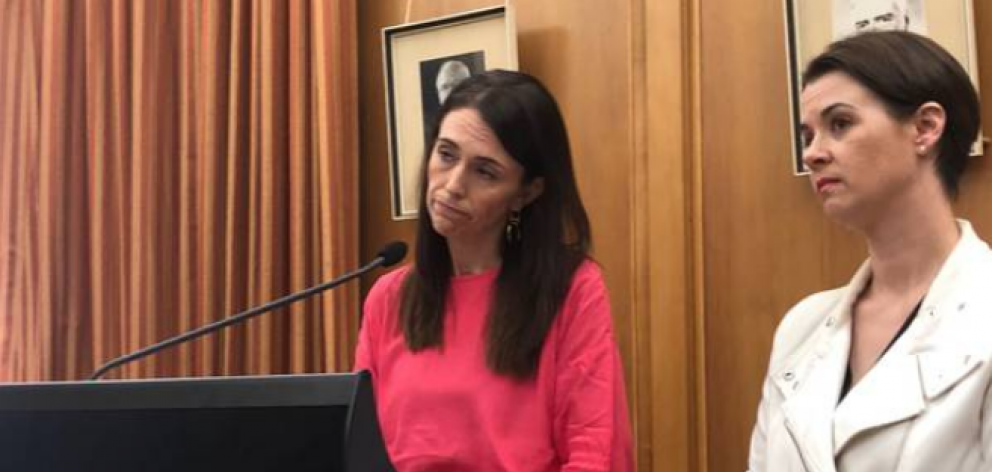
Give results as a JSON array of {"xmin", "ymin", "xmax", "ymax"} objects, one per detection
[{"xmin": 0, "ymin": 0, "xmax": 359, "ymax": 381}]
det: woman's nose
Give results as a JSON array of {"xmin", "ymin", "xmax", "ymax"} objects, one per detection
[
  {"xmin": 443, "ymin": 164, "xmax": 467, "ymax": 196},
  {"xmin": 801, "ymin": 138, "xmax": 832, "ymax": 170}
]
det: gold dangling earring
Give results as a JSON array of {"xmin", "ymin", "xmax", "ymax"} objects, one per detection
[{"xmin": 505, "ymin": 210, "xmax": 522, "ymax": 244}]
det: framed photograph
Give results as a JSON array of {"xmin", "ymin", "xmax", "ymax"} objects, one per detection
[
  {"xmin": 383, "ymin": 6, "xmax": 518, "ymax": 219},
  {"xmin": 784, "ymin": 0, "xmax": 981, "ymax": 175}
]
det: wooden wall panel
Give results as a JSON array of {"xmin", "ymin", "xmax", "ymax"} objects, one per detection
[
  {"xmin": 641, "ymin": 0, "xmax": 697, "ymax": 470},
  {"xmin": 957, "ymin": 1, "xmax": 992, "ymax": 237},
  {"xmin": 699, "ymin": 1, "xmax": 992, "ymax": 470}
]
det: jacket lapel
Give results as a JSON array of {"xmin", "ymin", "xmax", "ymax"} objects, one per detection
[
  {"xmin": 777, "ymin": 342, "xmax": 847, "ymax": 472},
  {"xmin": 916, "ymin": 349, "xmax": 982, "ymax": 400},
  {"xmin": 774, "ymin": 264, "xmax": 869, "ymax": 472},
  {"xmin": 833, "ymin": 220, "xmax": 990, "ymax": 455},
  {"xmin": 831, "ymin": 353, "xmax": 925, "ymax": 453}
]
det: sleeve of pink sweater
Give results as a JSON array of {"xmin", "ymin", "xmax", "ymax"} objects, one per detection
[
  {"xmin": 354, "ymin": 266, "xmax": 407, "ymax": 380},
  {"xmin": 553, "ymin": 263, "xmax": 635, "ymax": 472}
]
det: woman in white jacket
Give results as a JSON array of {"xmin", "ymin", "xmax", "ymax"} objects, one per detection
[{"xmin": 748, "ymin": 31, "xmax": 991, "ymax": 471}]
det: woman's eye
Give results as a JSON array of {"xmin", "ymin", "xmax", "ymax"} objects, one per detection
[
  {"xmin": 830, "ymin": 117, "xmax": 852, "ymax": 134},
  {"xmin": 477, "ymin": 167, "xmax": 497, "ymax": 180},
  {"xmin": 800, "ymin": 130, "xmax": 814, "ymax": 149},
  {"xmin": 437, "ymin": 150, "xmax": 456, "ymax": 163}
]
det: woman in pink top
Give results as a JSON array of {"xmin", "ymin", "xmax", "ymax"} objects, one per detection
[{"xmin": 355, "ymin": 70, "xmax": 634, "ymax": 471}]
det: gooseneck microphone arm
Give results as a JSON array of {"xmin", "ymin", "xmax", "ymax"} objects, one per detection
[{"xmin": 89, "ymin": 241, "xmax": 408, "ymax": 381}]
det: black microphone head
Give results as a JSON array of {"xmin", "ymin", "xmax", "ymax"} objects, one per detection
[{"xmin": 377, "ymin": 241, "xmax": 408, "ymax": 267}]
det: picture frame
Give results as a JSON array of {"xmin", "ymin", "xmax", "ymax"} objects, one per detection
[
  {"xmin": 383, "ymin": 6, "xmax": 519, "ymax": 219},
  {"xmin": 784, "ymin": 0, "xmax": 982, "ymax": 175}
]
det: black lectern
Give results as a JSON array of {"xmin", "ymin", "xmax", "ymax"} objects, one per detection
[{"xmin": 0, "ymin": 371, "xmax": 394, "ymax": 472}]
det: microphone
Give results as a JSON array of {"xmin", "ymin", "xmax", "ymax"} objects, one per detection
[{"xmin": 90, "ymin": 241, "xmax": 408, "ymax": 380}]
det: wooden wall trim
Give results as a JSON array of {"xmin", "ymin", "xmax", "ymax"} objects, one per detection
[
  {"xmin": 687, "ymin": 0, "xmax": 708, "ymax": 469},
  {"xmin": 627, "ymin": 0, "xmax": 653, "ymax": 468},
  {"xmin": 637, "ymin": 0, "xmax": 700, "ymax": 470}
]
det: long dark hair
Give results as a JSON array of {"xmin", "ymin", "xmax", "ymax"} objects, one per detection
[{"xmin": 399, "ymin": 70, "xmax": 592, "ymax": 379}]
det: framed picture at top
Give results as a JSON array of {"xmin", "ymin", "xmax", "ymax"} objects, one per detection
[
  {"xmin": 383, "ymin": 6, "xmax": 518, "ymax": 220},
  {"xmin": 784, "ymin": 0, "xmax": 981, "ymax": 175}
]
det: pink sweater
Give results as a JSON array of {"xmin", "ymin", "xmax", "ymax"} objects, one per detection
[{"xmin": 355, "ymin": 261, "xmax": 634, "ymax": 472}]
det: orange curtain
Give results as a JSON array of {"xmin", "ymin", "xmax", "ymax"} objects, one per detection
[{"xmin": 0, "ymin": 0, "xmax": 359, "ymax": 381}]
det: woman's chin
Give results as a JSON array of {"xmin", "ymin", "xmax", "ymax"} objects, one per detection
[
  {"xmin": 430, "ymin": 221, "xmax": 458, "ymax": 239},
  {"xmin": 821, "ymin": 201, "xmax": 867, "ymax": 231}
]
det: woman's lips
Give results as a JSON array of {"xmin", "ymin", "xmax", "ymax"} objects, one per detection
[
  {"xmin": 433, "ymin": 199, "xmax": 469, "ymax": 219},
  {"xmin": 815, "ymin": 176, "xmax": 841, "ymax": 193}
]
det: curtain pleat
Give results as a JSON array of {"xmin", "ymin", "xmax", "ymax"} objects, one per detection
[{"xmin": 0, "ymin": 0, "xmax": 359, "ymax": 381}]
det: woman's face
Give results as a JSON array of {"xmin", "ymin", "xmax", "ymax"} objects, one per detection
[
  {"xmin": 800, "ymin": 71, "xmax": 930, "ymax": 226},
  {"xmin": 425, "ymin": 108, "xmax": 542, "ymax": 246}
]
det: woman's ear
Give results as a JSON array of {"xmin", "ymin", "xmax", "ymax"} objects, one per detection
[
  {"xmin": 913, "ymin": 101, "xmax": 946, "ymax": 156},
  {"xmin": 516, "ymin": 177, "xmax": 545, "ymax": 210}
]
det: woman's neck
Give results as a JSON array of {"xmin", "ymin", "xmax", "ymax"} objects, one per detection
[
  {"xmin": 861, "ymin": 193, "xmax": 959, "ymax": 296},
  {"xmin": 446, "ymin": 234, "xmax": 502, "ymax": 276}
]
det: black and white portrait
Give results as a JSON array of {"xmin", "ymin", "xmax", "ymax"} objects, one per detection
[
  {"xmin": 833, "ymin": 0, "xmax": 927, "ymax": 39},
  {"xmin": 419, "ymin": 51, "xmax": 486, "ymax": 142}
]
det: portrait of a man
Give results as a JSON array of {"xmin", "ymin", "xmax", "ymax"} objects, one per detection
[
  {"xmin": 435, "ymin": 60, "xmax": 472, "ymax": 105},
  {"xmin": 833, "ymin": 0, "xmax": 927, "ymax": 39},
  {"xmin": 419, "ymin": 51, "xmax": 486, "ymax": 143}
]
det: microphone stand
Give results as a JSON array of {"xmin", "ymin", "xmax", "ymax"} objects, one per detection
[{"xmin": 90, "ymin": 254, "xmax": 390, "ymax": 380}]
